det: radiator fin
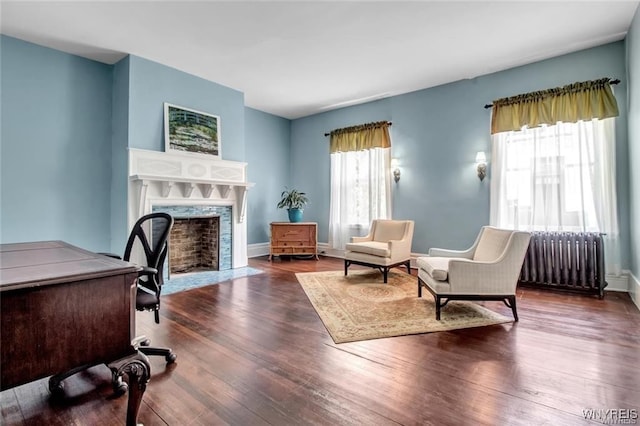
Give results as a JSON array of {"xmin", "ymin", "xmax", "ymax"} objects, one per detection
[{"xmin": 519, "ymin": 231, "xmax": 606, "ymax": 297}]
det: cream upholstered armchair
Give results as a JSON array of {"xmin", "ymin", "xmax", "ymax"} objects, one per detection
[
  {"xmin": 344, "ymin": 219, "xmax": 414, "ymax": 283},
  {"xmin": 417, "ymin": 226, "xmax": 531, "ymax": 321}
]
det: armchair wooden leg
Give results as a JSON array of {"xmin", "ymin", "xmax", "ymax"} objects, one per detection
[
  {"xmin": 344, "ymin": 260, "xmax": 349, "ymax": 276},
  {"xmin": 504, "ymin": 296, "xmax": 519, "ymax": 321},
  {"xmin": 405, "ymin": 260, "xmax": 411, "ymax": 274},
  {"xmin": 418, "ymin": 279, "xmax": 422, "ymax": 297},
  {"xmin": 434, "ymin": 297, "xmax": 450, "ymax": 321},
  {"xmin": 383, "ymin": 268, "xmax": 388, "ymax": 283}
]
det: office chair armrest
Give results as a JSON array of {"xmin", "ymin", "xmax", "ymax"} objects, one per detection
[
  {"xmin": 138, "ymin": 266, "xmax": 158, "ymax": 277},
  {"xmin": 137, "ymin": 266, "xmax": 160, "ymax": 293}
]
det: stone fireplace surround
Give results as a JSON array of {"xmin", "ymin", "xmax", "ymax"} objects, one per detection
[
  {"xmin": 153, "ymin": 205, "xmax": 232, "ymax": 271},
  {"xmin": 128, "ymin": 148, "xmax": 253, "ymax": 269}
]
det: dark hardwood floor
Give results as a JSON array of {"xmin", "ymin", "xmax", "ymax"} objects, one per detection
[{"xmin": 2, "ymin": 256, "xmax": 639, "ymax": 425}]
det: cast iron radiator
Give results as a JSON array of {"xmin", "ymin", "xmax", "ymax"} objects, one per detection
[{"xmin": 518, "ymin": 231, "xmax": 607, "ymax": 298}]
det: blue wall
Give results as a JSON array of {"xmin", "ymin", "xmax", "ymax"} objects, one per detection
[
  {"xmin": 0, "ymin": 36, "xmax": 114, "ymax": 251},
  {"xmin": 245, "ymin": 107, "xmax": 291, "ymax": 244},
  {"xmin": 127, "ymin": 56, "xmax": 245, "ymax": 161},
  {"xmin": 627, "ymin": 9, "xmax": 640, "ymax": 281},
  {"xmin": 0, "ymin": 38, "xmax": 261, "ymax": 252},
  {"xmin": 291, "ymin": 41, "xmax": 631, "ymax": 269}
]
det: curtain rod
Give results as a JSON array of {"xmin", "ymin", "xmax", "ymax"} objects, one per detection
[
  {"xmin": 483, "ymin": 78, "xmax": 620, "ymax": 109},
  {"xmin": 324, "ymin": 121, "xmax": 392, "ymax": 137}
]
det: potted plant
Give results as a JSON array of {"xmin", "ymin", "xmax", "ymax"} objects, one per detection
[{"xmin": 277, "ymin": 188, "xmax": 309, "ymax": 222}]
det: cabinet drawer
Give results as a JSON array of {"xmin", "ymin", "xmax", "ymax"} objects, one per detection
[
  {"xmin": 272, "ymin": 227, "xmax": 313, "ymax": 242},
  {"xmin": 272, "ymin": 247, "xmax": 293, "ymax": 254},
  {"xmin": 273, "ymin": 241, "xmax": 311, "ymax": 247},
  {"xmin": 298, "ymin": 248, "xmax": 317, "ymax": 254}
]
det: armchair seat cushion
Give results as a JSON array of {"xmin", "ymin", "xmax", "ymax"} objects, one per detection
[
  {"xmin": 345, "ymin": 241, "xmax": 390, "ymax": 258},
  {"xmin": 416, "ymin": 256, "xmax": 456, "ymax": 281}
]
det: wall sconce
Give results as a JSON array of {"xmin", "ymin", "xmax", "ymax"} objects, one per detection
[
  {"xmin": 475, "ymin": 151, "xmax": 487, "ymax": 181},
  {"xmin": 391, "ymin": 158, "xmax": 401, "ymax": 183}
]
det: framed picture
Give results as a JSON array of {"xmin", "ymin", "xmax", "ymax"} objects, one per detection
[{"xmin": 164, "ymin": 103, "xmax": 221, "ymax": 159}]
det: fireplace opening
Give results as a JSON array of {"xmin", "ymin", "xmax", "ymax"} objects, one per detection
[{"xmin": 169, "ymin": 215, "xmax": 220, "ymax": 274}]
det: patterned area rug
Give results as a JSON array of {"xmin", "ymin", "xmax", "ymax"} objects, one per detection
[{"xmin": 296, "ymin": 269, "xmax": 511, "ymax": 343}]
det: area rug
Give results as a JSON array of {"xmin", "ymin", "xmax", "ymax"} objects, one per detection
[{"xmin": 296, "ymin": 269, "xmax": 511, "ymax": 343}]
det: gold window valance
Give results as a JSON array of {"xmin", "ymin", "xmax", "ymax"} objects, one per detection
[
  {"xmin": 329, "ymin": 121, "xmax": 391, "ymax": 153},
  {"xmin": 490, "ymin": 78, "xmax": 619, "ymax": 135}
]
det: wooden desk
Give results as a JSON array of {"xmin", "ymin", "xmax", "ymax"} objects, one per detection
[{"xmin": 0, "ymin": 241, "xmax": 150, "ymax": 426}]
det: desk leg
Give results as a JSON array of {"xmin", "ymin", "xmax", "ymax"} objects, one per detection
[{"xmin": 108, "ymin": 351, "xmax": 150, "ymax": 426}]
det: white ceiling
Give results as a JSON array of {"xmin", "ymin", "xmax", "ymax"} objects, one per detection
[{"xmin": 1, "ymin": 1, "xmax": 638, "ymax": 119}]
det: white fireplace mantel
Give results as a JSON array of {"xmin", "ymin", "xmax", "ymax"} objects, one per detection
[
  {"xmin": 127, "ymin": 148, "xmax": 254, "ymax": 268},
  {"xmin": 130, "ymin": 174, "xmax": 253, "ymax": 222}
]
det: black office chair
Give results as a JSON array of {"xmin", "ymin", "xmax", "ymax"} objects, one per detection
[
  {"xmin": 49, "ymin": 212, "xmax": 176, "ymax": 396},
  {"xmin": 123, "ymin": 212, "xmax": 177, "ymax": 364}
]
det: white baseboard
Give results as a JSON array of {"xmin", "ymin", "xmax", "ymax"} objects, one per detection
[
  {"xmin": 317, "ymin": 243, "xmax": 342, "ymax": 258},
  {"xmin": 247, "ymin": 242, "xmax": 270, "ymax": 258},
  {"xmin": 630, "ymin": 272, "xmax": 640, "ymax": 311},
  {"xmin": 605, "ymin": 272, "xmax": 630, "ymax": 292}
]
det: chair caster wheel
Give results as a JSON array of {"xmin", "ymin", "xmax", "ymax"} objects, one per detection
[
  {"xmin": 48, "ymin": 377, "xmax": 64, "ymax": 396},
  {"xmin": 113, "ymin": 378, "xmax": 128, "ymax": 396},
  {"xmin": 166, "ymin": 352, "xmax": 177, "ymax": 364}
]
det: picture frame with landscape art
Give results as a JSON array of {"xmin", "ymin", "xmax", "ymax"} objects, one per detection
[{"xmin": 164, "ymin": 103, "xmax": 221, "ymax": 159}]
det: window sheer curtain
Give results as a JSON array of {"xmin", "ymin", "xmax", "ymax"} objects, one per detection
[
  {"xmin": 489, "ymin": 78, "xmax": 621, "ymax": 275},
  {"xmin": 328, "ymin": 122, "xmax": 392, "ymax": 250}
]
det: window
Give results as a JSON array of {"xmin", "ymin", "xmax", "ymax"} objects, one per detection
[
  {"xmin": 490, "ymin": 118, "xmax": 620, "ymax": 274},
  {"xmin": 327, "ymin": 121, "xmax": 393, "ymax": 251},
  {"xmin": 328, "ymin": 147, "xmax": 391, "ymax": 250},
  {"xmin": 498, "ymin": 125, "xmax": 596, "ymax": 230}
]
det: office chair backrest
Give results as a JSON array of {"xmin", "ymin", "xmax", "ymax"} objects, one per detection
[{"xmin": 123, "ymin": 212, "xmax": 174, "ymax": 283}]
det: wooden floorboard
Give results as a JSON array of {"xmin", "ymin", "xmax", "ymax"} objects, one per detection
[{"xmin": 2, "ymin": 256, "xmax": 639, "ymax": 425}]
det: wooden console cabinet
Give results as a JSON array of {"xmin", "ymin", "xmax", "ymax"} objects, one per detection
[{"xmin": 269, "ymin": 222, "xmax": 318, "ymax": 261}]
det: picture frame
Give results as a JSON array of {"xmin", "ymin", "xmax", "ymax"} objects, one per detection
[{"xmin": 164, "ymin": 103, "xmax": 221, "ymax": 159}]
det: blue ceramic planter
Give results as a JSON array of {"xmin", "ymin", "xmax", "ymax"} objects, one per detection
[{"xmin": 288, "ymin": 208, "xmax": 304, "ymax": 223}]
